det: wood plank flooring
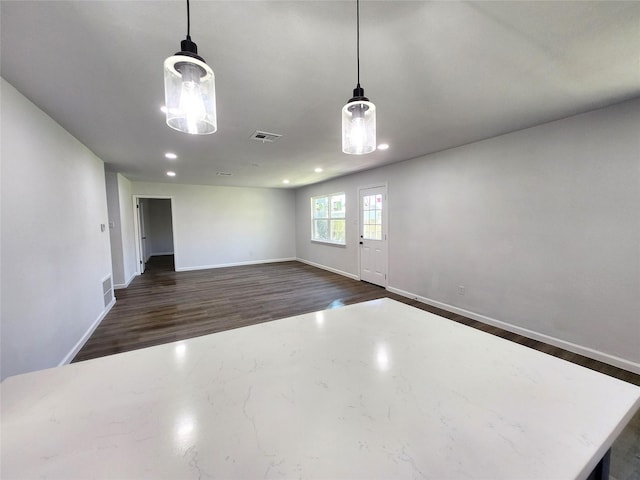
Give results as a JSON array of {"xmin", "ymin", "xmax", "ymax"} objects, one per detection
[{"xmin": 74, "ymin": 255, "xmax": 640, "ymax": 480}]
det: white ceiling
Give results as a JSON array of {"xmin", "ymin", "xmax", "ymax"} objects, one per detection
[{"xmin": 2, "ymin": 1, "xmax": 639, "ymax": 189}]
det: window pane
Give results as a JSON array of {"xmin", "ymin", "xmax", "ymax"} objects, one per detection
[
  {"xmin": 313, "ymin": 219, "xmax": 329, "ymax": 240},
  {"xmin": 311, "ymin": 192, "xmax": 346, "ymax": 244},
  {"xmin": 313, "ymin": 197, "xmax": 328, "ymax": 219},
  {"xmin": 331, "ymin": 219, "xmax": 346, "ymax": 243},
  {"xmin": 375, "ymin": 225, "xmax": 382, "ymax": 240},
  {"xmin": 331, "ymin": 194, "xmax": 345, "ymax": 218}
]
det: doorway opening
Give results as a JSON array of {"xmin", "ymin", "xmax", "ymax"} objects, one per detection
[{"xmin": 134, "ymin": 196, "xmax": 176, "ymax": 274}]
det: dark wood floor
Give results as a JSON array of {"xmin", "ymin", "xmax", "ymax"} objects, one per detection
[
  {"xmin": 74, "ymin": 256, "xmax": 640, "ymax": 384},
  {"xmin": 74, "ymin": 255, "xmax": 640, "ymax": 479}
]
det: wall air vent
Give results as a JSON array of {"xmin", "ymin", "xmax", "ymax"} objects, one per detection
[
  {"xmin": 102, "ymin": 275, "xmax": 113, "ymax": 308},
  {"xmin": 250, "ymin": 130, "xmax": 282, "ymax": 143},
  {"xmin": 216, "ymin": 172, "xmax": 233, "ymax": 176}
]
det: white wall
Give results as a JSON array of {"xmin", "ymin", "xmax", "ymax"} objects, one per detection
[
  {"xmin": 132, "ymin": 182, "xmax": 296, "ymax": 271},
  {"xmin": 295, "ymin": 179, "xmax": 362, "ymax": 278},
  {"xmin": 105, "ymin": 170, "xmax": 125, "ymax": 285},
  {"xmin": 146, "ymin": 199, "xmax": 174, "ymax": 256},
  {"xmin": 296, "ymin": 99, "xmax": 640, "ymax": 373},
  {"xmin": 1, "ymin": 78, "xmax": 113, "ymax": 380},
  {"xmin": 105, "ymin": 171, "xmax": 137, "ymax": 288}
]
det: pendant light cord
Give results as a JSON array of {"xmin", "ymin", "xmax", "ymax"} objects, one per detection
[
  {"xmin": 356, "ymin": 0, "xmax": 360, "ymax": 87},
  {"xmin": 186, "ymin": 0, "xmax": 191, "ymax": 40}
]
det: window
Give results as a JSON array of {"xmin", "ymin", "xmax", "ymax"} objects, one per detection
[{"xmin": 311, "ymin": 193, "xmax": 346, "ymax": 244}]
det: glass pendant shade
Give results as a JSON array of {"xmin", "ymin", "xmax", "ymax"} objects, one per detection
[
  {"xmin": 164, "ymin": 54, "xmax": 217, "ymax": 135},
  {"xmin": 342, "ymin": 98, "xmax": 376, "ymax": 155}
]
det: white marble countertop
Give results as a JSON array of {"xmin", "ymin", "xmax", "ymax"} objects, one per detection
[{"xmin": 2, "ymin": 298, "xmax": 639, "ymax": 479}]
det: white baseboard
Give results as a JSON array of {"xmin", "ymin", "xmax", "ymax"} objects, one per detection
[
  {"xmin": 175, "ymin": 257, "xmax": 297, "ymax": 272},
  {"xmin": 59, "ymin": 298, "xmax": 116, "ymax": 367},
  {"xmin": 387, "ymin": 286, "xmax": 640, "ymax": 375},
  {"xmin": 296, "ymin": 258, "xmax": 360, "ymax": 281},
  {"xmin": 114, "ymin": 272, "xmax": 138, "ymax": 290}
]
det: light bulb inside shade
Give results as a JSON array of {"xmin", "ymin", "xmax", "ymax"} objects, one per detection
[
  {"xmin": 164, "ymin": 55, "xmax": 217, "ymax": 135},
  {"xmin": 178, "ymin": 63, "xmax": 207, "ymax": 134},
  {"xmin": 342, "ymin": 100, "xmax": 376, "ymax": 155},
  {"xmin": 350, "ymin": 116, "xmax": 367, "ymax": 152}
]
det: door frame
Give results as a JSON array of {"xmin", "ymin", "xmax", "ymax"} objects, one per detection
[
  {"xmin": 357, "ymin": 183, "xmax": 389, "ymax": 287},
  {"xmin": 132, "ymin": 195, "xmax": 177, "ymax": 274}
]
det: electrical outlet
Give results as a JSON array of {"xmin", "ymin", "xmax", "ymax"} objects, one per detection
[{"xmin": 458, "ymin": 285, "xmax": 465, "ymax": 295}]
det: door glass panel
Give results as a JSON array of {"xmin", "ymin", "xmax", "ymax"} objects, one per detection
[{"xmin": 362, "ymin": 193, "xmax": 383, "ymax": 240}]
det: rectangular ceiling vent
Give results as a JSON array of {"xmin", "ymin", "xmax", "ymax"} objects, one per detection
[
  {"xmin": 216, "ymin": 172, "xmax": 233, "ymax": 176},
  {"xmin": 250, "ymin": 130, "xmax": 282, "ymax": 143}
]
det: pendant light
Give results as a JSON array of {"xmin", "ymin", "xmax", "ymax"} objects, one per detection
[
  {"xmin": 342, "ymin": 0, "xmax": 376, "ymax": 155},
  {"xmin": 163, "ymin": 0, "xmax": 217, "ymax": 135}
]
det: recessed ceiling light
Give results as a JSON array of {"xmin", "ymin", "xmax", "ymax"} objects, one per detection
[
  {"xmin": 166, "ymin": 171, "xmax": 176, "ymax": 177},
  {"xmin": 165, "ymin": 152, "xmax": 177, "ymax": 159},
  {"xmin": 377, "ymin": 143, "xmax": 389, "ymax": 150},
  {"xmin": 314, "ymin": 167, "xmax": 323, "ymax": 173},
  {"xmin": 282, "ymin": 179, "xmax": 290, "ymax": 184}
]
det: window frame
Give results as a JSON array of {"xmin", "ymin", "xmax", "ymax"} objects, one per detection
[{"xmin": 310, "ymin": 192, "xmax": 346, "ymax": 246}]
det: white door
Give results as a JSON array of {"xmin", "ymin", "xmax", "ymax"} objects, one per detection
[{"xmin": 359, "ymin": 185, "xmax": 388, "ymax": 287}]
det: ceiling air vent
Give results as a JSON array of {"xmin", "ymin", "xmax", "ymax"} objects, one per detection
[
  {"xmin": 250, "ymin": 130, "xmax": 282, "ymax": 143},
  {"xmin": 216, "ymin": 172, "xmax": 233, "ymax": 177}
]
